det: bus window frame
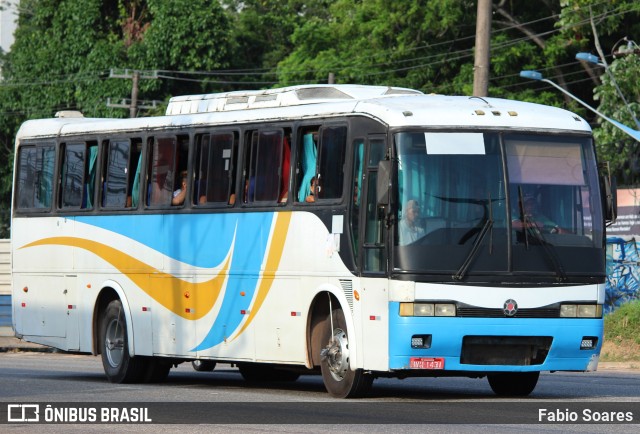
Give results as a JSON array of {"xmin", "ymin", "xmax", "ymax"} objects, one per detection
[
  {"xmin": 14, "ymin": 140, "xmax": 57, "ymax": 214},
  {"xmin": 100, "ymin": 137, "xmax": 144, "ymax": 211},
  {"xmin": 145, "ymin": 134, "xmax": 180, "ymax": 209},
  {"xmin": 58, "ymin": 141, "xmax": 100, "ymax": 212},
  {"xmin": 192, "ymin": 129, "xmax": 238, "ymax": 208},
  {"xmin": 293, "ymin": 122, "xmax": 349, "ymax": 207},
  {"xmin": 241, "ymin": 127, "xmax": 287, "ymax": 207}
]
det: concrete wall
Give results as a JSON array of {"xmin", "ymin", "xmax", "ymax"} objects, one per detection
[
  {"xmin": 0, "ymin": 239, "xmax": 9, "ymax": 295},
  {"xmin": 0, "ymin": 239, "xmax": 10, "ymax": 328}
]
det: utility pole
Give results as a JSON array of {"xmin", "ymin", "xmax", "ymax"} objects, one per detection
[
  {"xmin": 473, "ymin": 0, "xmax": 492, "ymax": 97},
  {"xmin": 130, "ymin": 70, "xmax": 140, "ymax": 118},
  {"xmin": 108, "ymin": 69, "xmax": 158, "ymax": 117}
]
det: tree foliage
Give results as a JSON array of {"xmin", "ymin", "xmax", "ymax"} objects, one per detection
[{"xmin": 1, "ymin": 0, "xmax": 640, "ymax": 236}]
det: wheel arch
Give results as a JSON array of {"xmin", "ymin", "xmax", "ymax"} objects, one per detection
[
  {"xmin": 306, "ymin": 283, "xmax": 359, "ymax": 370},
  {"xmin": 92, "ymin": 280, "xmax": 134, "ymax": 357}
]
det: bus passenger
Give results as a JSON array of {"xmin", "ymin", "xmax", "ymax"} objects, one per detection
[
  {"xmin": 172, "ymin": 171, "xmax": 188, "ymax": 206},
  {"xmin": 399, "ymin": 200, "xmax": 425, "ymax": 245},
  {"xmin": 305, "ymin": 176, "xmax": 317, "ymax": 202}
]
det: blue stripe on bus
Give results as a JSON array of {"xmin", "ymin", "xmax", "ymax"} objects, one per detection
[
  {"xmin": 192, "ymin": 212, "xmax": 274, "ymax": 351},
  {"xmin": 388, "ymin": 302, "xmax": 603, "ymax": 372},
  {"xmin": 76, "ymin": 213, "xmax": 269, "ymax": 269}
]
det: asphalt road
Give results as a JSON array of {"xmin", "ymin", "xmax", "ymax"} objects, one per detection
[{"xmin": 0, "ymin": 351, "xmax": 639, "ymax": 433}]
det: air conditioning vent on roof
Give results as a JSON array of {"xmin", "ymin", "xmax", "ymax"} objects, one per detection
[
  {"xmin": 255, "ymin": 94, "xmax": 278, "ymax": 102},
  {"xmin": 295, "ymin": 87, "xmax": 353, "ymax": 100},
  {"xmin": 55, "ymin": 110, "xmax": 84, "ymax": 118},
  {"xmin": 383, "ymin": 88, "xmax": 422, "ymax": 95},
  {"xmin": 226, "ymin": 96, "xmax": 249, "ymax": 105}
]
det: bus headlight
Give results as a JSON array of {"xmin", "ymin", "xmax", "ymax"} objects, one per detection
[
  {"xmin": 560, "ymin": 304, "xmax": 602, "ymax": 318},
  {"xmin": 414, "ymin": 304, "xmax": 435, "ymax": 316},
  {"xmin": 435, "ymin": 304, "xmax": 456, "ymax": 317},
  {"xmin": 560, "ymin": 305, "xmax": 577, "ymax": 317},
  {"xmin": 399, "ymin": 303, "xmax": 456, "ymax": 317}
]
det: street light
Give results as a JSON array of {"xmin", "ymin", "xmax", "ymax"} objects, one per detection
[
  {"xmin": 576, "ymin": 52, "xmax": 603, "ymax": 66},
  {"xmin": 576, "ymin": 51, "xmax": 640, "ymax": 129},
  {"xmin": 519, "ymin": 70, "xmax": 640, "ymax": 142}
]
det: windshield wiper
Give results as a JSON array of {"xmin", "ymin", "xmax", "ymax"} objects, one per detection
[
  {"xmin": 453, "ymin": 217, "xmax": 493, "ymax": 281},
  {"xmin": 524, "ymin": 221, "xmax": 567, "ymax": 282},
  {"xmin": 452, "ymin": 194, "xmax": 493, "ymax": 280}
]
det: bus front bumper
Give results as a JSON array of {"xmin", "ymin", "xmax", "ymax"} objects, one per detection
[{"xmin": 388, "ymin": 303, "xmax": 603, "ymax": 373}]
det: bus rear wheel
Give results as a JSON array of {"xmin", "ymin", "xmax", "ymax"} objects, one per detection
[
  {"xmin": 192, "ymin": 360, "xmax": 216, "ymax": 372},
  {"xmin": 487, "ymin": 372, "xmax": 539, "ymax": 396},
  {"xmin": 320, "ymin": 306, "xmax": 373, "ymax": 398},
  {"xmin": 100, "ymin": 299, "xmax": 146, "ymax": 383}
]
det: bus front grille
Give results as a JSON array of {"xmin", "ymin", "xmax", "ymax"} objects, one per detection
[
  {"xmin": 460, "ymin": 336, "xmax": 552, "ymax": 365},
  {"xmin": 457, "ymin": 307, "xmax": 559, "ymax": 318}
]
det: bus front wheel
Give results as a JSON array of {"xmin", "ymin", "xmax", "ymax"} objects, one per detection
[
  {"xmin": 320, "ymin": 306, "xmax": 373, "ymax": 398},
  {"xmin": 100, "ymin": 299, "xmax": 146, "ymax": 383},
  {"xmin": 487, "ymin": 371, "xmax": 539, "ymax": 396}
]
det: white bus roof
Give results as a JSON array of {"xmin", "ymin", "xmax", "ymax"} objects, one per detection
[{"xmin": 15, "ymin": 84, "xmax": 591, "ymax": 141}]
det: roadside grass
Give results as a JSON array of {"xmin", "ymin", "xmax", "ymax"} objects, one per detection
[{"xmin": 601, "ymin": 300, "xmax": 640, "ymax": 362}]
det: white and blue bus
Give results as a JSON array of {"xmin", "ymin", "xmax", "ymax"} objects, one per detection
[{"xmin": 11, "ymin": 84, "xmax": 615, "ymax": 397}]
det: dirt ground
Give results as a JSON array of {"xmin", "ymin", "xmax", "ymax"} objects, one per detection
[{"xmin": 600, "ymin": 338, "xmax": 640, "ymax": 362}]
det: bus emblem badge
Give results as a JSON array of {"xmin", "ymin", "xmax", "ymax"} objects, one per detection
[{"xmin": 503, "ymin": 299, "xmax": 518, "ymax": 317}]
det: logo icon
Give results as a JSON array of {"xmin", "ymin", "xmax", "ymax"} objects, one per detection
[
  {"xmin": 7, "ymin": 404, "xmax": 40, "ymax": 422},
  {"xmin": 503, "ymin": 299, "xmax": 518, "ymax": 317}
]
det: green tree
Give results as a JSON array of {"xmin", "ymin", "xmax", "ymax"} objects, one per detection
[
  {"xmin": 555, "ymin": 0, "xmax": 640, "ymax": 185},
  {"xmin": 277, "ymin": 0, "xmax": 478, "ymax": 92},
  {"xmin": 222, "ymin": 0, "xmax": 332, "ymax": 88},
  {"xmin": 593, "ymin": 53, "xmax": 640, "ymax": 185},
  {"xmin": 0, "ymin": 0, "xmax": 232, "ymax": 236}
]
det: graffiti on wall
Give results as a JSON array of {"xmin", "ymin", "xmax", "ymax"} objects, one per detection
[{"xmin": 605, "ymin": 237, "xmax": 640, "ymax": 313}]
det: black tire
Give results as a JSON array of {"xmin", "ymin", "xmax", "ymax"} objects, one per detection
[
  {"xmin": 320, "ymin": 305, "xmax": 373, "ymax": 398},
  {"xmin": 100, "ymin": 300, "xmax": 147, "ymax": 383},
  {"xmin": 487, "ymin": 372, "xmax": 540, "ymax": 396},
  {"xmin": 238, "ymin": 363, "xmax": 300, "ymax": 382},
  {"xmin": 192, "ymin": 360, "xmax": 216, "ymax": 372}
]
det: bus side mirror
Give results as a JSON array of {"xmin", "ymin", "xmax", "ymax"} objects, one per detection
[
  {"xmin": 376, "ymin": 160, "xmax": 391, "ymax": 206},
  {"xmin": 599, "ymin": 162, "xmax": 617, "ymax": 224}
]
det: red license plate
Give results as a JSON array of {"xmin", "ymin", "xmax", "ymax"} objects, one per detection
[{"xmin": 409, "ymin": 357, "xmax": 445, "ymax": 370}]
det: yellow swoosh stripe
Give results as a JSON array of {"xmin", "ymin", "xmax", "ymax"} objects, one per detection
[
  {"xmin": 21, "ymin": 237, "xmax": 230, "ymax": 320},
  {"xmin": 231, "ymin": 211, "xmax": 291, "ymax": 341}
]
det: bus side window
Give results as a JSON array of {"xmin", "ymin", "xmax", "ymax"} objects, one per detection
[
  {"xmin": 59, "ymin": 141, "xmax": 98, "ymax": 210},
  {"xmin": 317, "ymin": 126, "xmax": 347, "ymax": 200},
  {"xmin": 170, "ymin": 135, "xmax": 189, "ymax": 207},
  {"xmin": 195, "ymin": 132, "xmax": 237, "ymax": 205},
  {"xmin": 243, "ymin": 129, "xmax": 284, "ymax": 204},
  {"xmin": 102, "ymin": 139, "xmax": 132, "ymax": 208},
  {"xmin": 296, "ymin": 130, "xmax": 318, "ymax": 203},
  {"xmin": 280, "ymin": 135, "xmax": 291, "ymax": 203},
  {"xmin": 147, "ymin": 136, "xmax": 177, "ymax": 207},
  {"xmin": 60, "ymin": 142, "xmax": 87, "ymax": 209},
  {"xmin": 350, "ymin": 139, "xmax": 364, "ymax": 256},
  {"xmin": 194, "ymin": 134, "xmax": 211, "ymax": 204},
  {"xmin": 15, "ymin": 143, "xmax": 55, "ymax": 210},
  {"xmin": 127, "ymin": 139, "xmax": 142, "ymax": 208}
]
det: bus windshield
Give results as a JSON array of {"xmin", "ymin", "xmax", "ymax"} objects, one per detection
[{"xmin": 394, "ymin": 131, "xmax": 604, "ymax": 282}]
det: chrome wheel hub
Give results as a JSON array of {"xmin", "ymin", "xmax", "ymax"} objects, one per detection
[{"xmin": 323, "ymin": 328, "xmax": 349, "ymax": 381}]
